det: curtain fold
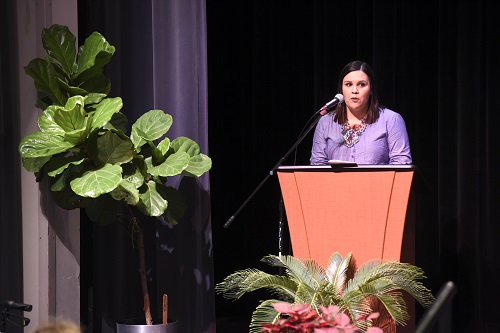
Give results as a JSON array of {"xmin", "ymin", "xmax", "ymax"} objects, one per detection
[
  {"xmin": 0, "ymin": 2, "xmax": 23, "ymax": 333},
  {"xmin": 78, "ymin": 1, "xmax": 214, "ymax": 332},
  {"xmin": 150, "ymin": 1, "xmax": 214, "ymax": 333}
]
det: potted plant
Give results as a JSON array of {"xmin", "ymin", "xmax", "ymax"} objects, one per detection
[
  {"xmin": 216, "ymin": 252, "xmax": 435, "ymax": 333},
  {"xmin": 18, "ymin": 24, "xmax": 212, "ymax": 329}
]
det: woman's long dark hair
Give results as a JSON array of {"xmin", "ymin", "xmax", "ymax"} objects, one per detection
[{"xmin": 333, "ymin": 61, "xmax": 380, "ymax": 125}]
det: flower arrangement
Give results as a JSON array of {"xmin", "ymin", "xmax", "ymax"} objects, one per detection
[{"xmin": 261, "ymin": 302, "xmax": 382, "ymax": 333}]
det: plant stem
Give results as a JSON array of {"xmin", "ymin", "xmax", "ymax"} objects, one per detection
[{"xmin": 138, "ymin": 225, "xmax": 153, "ymax": 325}]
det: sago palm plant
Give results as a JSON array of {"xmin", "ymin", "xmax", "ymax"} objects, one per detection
[{"xmin": 216, "ymin": 252, "xmax": 435, "ymax": 333}]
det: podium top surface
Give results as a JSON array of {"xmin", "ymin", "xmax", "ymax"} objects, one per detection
[{"xmin": 276, "ymin": 165, "xmax": 416, "ymax": 172}]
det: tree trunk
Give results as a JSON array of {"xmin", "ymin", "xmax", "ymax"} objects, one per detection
[{"xmin": 137, "ymin": 226, "xmax": 153, "ymax": 325}]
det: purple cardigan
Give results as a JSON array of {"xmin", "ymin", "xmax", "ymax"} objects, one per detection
[{"xmin": 310, "ymin": 108, "xmax": 412, "ymax": 165}]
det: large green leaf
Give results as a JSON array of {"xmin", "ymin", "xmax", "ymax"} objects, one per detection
[
  {"xmin": 51, "ymin": 165, "xmax": 76, "ymax": 192},
  {"xmin": 78, "ymin": 72, "xmax": 111, "ymax": 96},
  {"xmin": 130, "ymin": 155, "xmax": 149, "ymax": 181},
  {"xmin": 42, "ymin": 24, "xmax": 76, "ymax": 75},
  {"xmin": 84, "ymin": 93, "xmax": 107, "ymax": 105},
  {"xmin": 147, "ymin": 151, "xmax": 190, "ymax": 177},
  {"xmin": 91, "ymin": 97, "xmax": 123, "ymax": 130},
  {"xmin": 19, "ymin": 131, "xmax": 75, "ymax": 158},
  {"xmin": 21, "ymin": 156, "xmax": 51, "ymax": 173},
  {"xmin": 57, "ymin": 77, "xmax": 90, "ymax": 96},
  {"xmin": 45, "ymin": 154, "xmax": 86, "ymax": 177},
  {"xmin": 150, "ymin": 143, "xmax": 166, "ymax": 165},
  {"xmin": 131, "ymin": 110, "xmax": 173, "ymax": 148},
  {"xmin": 70, "ymin": 164, "xmax": 123, "ymax": 198},
  {"xmin": 74, "ymin": 31, "xmax": 115, "ymax": 80},
  {"xmin": 24, "ymin": 58, "xmax": 67, "ymax": 106},
  {"xmin": 111, "ymin": 179, "xmax": 140, "ymax": 205},
  {"xmin": 182, "ymin": 154, "xmax": 212, "ymax": 177},
  {"xmin": 38, "ymin": 105, "xmax": 65, "ymax": 135},
  {"xmin": 157, "ymin": 138, "xmax": 171, "ymax": 155},
  {"xmin": 103, "ymin": 112, "xmax": 128, "ymax": 133},
  {"xmin": 47, "ymin": 57, "xmax": 69, "ymax": 78},
  {"xmin": 137, "ymin": 181, "xmax": 168, "ymax": 217},
  {"xmin": 171, "ymin": 136, "xmax": 201, "ymax": 156},
  {"xmin": 88, "ymin": 131, "xmax": 134, "ymax": 165},
  {"xmin": 122, "ymin": 162, "xmax": 145, "ymax": 188},
  {"xmin": 53, "ymin": 96, "xmax": 86, "ymax": 132},
  {"xmin": 63, "ymin": 121, "xmax": 91, "ymax": 145}
]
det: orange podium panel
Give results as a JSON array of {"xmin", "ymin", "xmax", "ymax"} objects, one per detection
[{"xmin": 276, "ymin": 165, "xmax": 415, "ymax": 268}]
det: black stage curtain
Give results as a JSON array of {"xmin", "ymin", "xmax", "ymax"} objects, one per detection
[
  {"xmin": 208, "ymin": 1, "xmax": 500, "ymax": 332},
  {"xmin": 0, "ymin": 1, "xmax": 24, "ymax": 333}
]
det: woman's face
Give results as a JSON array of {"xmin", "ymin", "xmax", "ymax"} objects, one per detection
[{"xmin": 342, "ymin": 70, "xmax": 371, "ymax": 115}]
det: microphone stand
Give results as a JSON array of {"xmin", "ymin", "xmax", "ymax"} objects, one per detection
[
  {"xmin": 0, "ymin": 301, "xmax": 32, "ymax": 333},
  {"xmin": 223, "ymin": 109, "xmax": 324, "ymax": 229}
]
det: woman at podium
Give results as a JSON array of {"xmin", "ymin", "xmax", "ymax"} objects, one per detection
[{"xmin": 310, "ymin": 61, "xmax": 412, "ymax": 165}]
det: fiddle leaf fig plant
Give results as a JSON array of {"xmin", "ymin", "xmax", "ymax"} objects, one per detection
[{"xmin": 19, "ymin": 24, "xmax": 212, "ymax": 325}]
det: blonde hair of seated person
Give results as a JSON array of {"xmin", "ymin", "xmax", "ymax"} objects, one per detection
[{"xmin": 31, "ymin": 319, "xmax": 82, "ymax": 333}]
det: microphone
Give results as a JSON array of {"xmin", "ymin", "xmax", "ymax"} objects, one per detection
[
  {"xmin": 0, "ymin": 300, "xmax": 33, "ymax": 311},
  {"xmin": 319, "ymin": 94, "xmax": 344, "ymax": 116}
]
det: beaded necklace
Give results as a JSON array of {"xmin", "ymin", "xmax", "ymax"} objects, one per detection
[{"xmin": 341, "ymin": 117, "xmax": 367, "ymax": 148}]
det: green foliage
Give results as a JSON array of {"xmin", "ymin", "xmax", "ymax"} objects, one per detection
[
  {"xmin": 19, "ymin": 24, "xmax": 212, "ymax": 225},
  {"xmin": 24, "ymin": 24, "xmax": 114, "ymax": 109},
  {"xmin": 216, "ymin": 253, "xmax": 435, "ymax": 333}
]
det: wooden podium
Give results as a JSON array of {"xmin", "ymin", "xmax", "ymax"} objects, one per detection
[{"xmin": 276, "ymin": 165, "xmax": 415, "ymax": 269}]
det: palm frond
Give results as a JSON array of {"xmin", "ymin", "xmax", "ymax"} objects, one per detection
[
  {"xmin": 345, "ymin": 278, "xmax": 401, "ymax": 303},
  {"xmin": 341, "ymin": 260, "xmax": 434, "ymax": 327},
  {"xmin": 215, "ymin": 268, "xmax": 297, "ymax": 302},
  {"xmin": 249, "ymin": 299, "xmax": 282, "ymax": 333},
  {"xmin": 337, "ymin": 296, "xmax": 373, "ymax": 329},
  {"xmin": 313, "ymin": 281, "xmax": 343, "ymax": 305},
  {"xmin": 374, "ymin": 293, "xmax": 409, "ymax": 325},
  {"xmin": 345, "ymin": 281, "xmax": 409, "ymax": 325},
  {"xmin": 346, "ymin": 261, "xmax": 434, "ymax": 308},
  {"xmin": 262, "ymin": 255, "xmax": 326, "ymax": 291},
  {"xmin": 294, "ymin": 282, "xmax": 317, "ymax": 304},
  {"xmin": 279, "ymin": 255, "xmax": 345, "ymax": 307},
  {"xmin": 325, "ymin": 252, "xmax": 352, "ymax": 295}
]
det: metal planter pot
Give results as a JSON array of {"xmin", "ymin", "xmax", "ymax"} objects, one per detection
[{"xmin": 116, "ymin": 319, "xmax": 178, "ymax": 333}]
